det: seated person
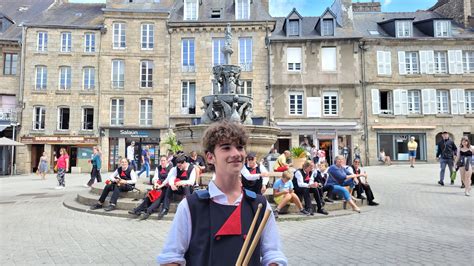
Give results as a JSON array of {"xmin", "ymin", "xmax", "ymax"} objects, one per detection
[
  {"xmin": 379, "ymin": 149, "xmax": 391, "ymax": 166},
  {"xmin": 274, "ymin": 150, "xmax": 292, "ymax": 172},
  {"xmin": 129, "ymin": 155, "xmax": 172, "ymax": 219},
  {"xmin": 350, "ymin": 159, "xmax": 379, "ymax": 206},
  {"xmin": 90, "ymin": 158, "xmax": 137, "ymax": 212},
  {"xmin": 314, "ymin": 162, "xmax": 334, "ymax": 203},
  {"xmin": 188, "ymin": 150, "xmax": 206, "ymax": 187},
  {"xmin": 273, "ymin": 170, "xmax": 307, "ymax": 218},
  {"xmin": 293, "ymin": 160, "xmax": 327, "ymax": 215},
  {"xmin": 159, "ymin": 155, "xmax": 196, "ymax": 220},
  {"xmin": 327, "ymin": 155, "xmax": 361, "ymax": 213},
  {"xmin": 241, "ymin": 152, "xmax": 270, "ymax": 195}
]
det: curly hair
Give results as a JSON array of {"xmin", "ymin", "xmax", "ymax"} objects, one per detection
[{"xmin": 202, "ymin": 120, "xmax": 249, "ymax": 154}]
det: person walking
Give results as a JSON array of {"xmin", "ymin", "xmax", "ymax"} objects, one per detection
[
  {"xmin": 408, "ymin": 136, "xmax": 418, "ymax": 168},
  {"xmin": 86, "ymin": 146, "xmax": 102, "ymax": 187},
  {"xmin": 55, "ymin": 148, "xmax": 69, "ymax": 189},
  {"xmin": 37, "ymin": 152, "xmax": 49, "ymax": 180},
  {"xmin": 127, "ymin": 141, "xmax": 137, "ymax": 171},
  {"xmin": 454, "ymin": 136, "xmax": 473, "ymax": 196},
  {"xmin": 137, "ymin": 145, "xmax": 150, "ymax": 179},
  {"xmin": 436, "ymin": 131, "xmax": 457, "ymax": 186}
]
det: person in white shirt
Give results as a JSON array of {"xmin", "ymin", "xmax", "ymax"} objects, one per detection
[
  {"xmin": 126, "ymin": 141, "xmax": 137, "ymax": 170},
  {"xmin": 157, "ymin": 120, "xmax": 287, "ymax": 266},
  {"xmin": 241, "ymin": 152, "xmax": 270, "ymax": 195}
]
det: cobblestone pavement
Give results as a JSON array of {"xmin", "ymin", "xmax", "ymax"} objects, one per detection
[{"xmin": 0, "ymin": 164, "xmax": 473, "ymax": 265}]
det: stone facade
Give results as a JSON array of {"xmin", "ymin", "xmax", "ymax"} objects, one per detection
[{"xmin": 429, "ymin": 0, "xmax": 473, "ymax": 28}]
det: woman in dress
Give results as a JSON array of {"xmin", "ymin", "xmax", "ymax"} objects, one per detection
[
  {"xmin": 454, "ymin": 136, "xmax": 473, "ymax": 196},
  {"xmin": 37, "ymin": 152, "xmax": 48, "ymax": 180},
  {"xmin": 55, "ymin": 148, "xmax": 69, "ymax": 189}
]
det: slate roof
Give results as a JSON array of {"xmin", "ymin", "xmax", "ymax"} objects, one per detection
[{"xmin": 26, "ymin": 3, "xmax": 105, "ymax": 29}]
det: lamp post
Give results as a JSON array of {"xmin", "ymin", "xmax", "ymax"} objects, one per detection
[{"xmin": 10, "ymin": 123, "xmax": 19, "ymax": 176}]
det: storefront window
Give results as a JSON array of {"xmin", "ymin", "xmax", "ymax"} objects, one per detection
[{"xmin": 378, "ymin": 133, "xmax": 426, "ymax": 161}]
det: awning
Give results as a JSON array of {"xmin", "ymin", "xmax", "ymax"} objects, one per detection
[
  {"xmin": 372, "ymin": 125, "xmax": 437, "ymax": 130},
  {"xmin": 0, "ymin": 137, "xmax": 24, "ymax": 146},
  {"xmin": 276, "ymin": 121, "xmax": 360, "ymax": 131},
  {"xmin": 0, "ymin": 125, "xmax": 8, "ymax": 132}
]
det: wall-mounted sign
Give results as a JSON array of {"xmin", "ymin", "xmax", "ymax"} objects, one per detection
[
  {"xmin": 20, "ymin": 136, "xmax": 98, "ymax": 144},
  {"xmin": 307, "ymin": 97, "xmax": 321, "ymax": 118},
  {"xmin": 108, "ymin": 129, "xmax": 160, "ymax": 138}
]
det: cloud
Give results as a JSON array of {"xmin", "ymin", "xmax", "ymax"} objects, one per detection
[{"xmin": 383, "ymin": 0, "xmax": 393, "ymax": 5}]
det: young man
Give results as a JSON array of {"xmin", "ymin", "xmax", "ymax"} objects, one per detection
[
  {"xmin": 436, "ymin": 131, "xmax": 457, "ymax": 186},
  {"xmin": 157, "ymin": 120, "xmax": 287, "ymax": 266},
  {"xmin": 137, "ymin": 145, "xmax": 151, "ymax": 179},
  {"xmin": 127, "ymin": 141, "xmax": 137, "ymax": 170},
  {"xmin": 293, "ymin": 161, "xmax": 328, "ymax": 215},
  {"xmin": 241, "ymin": 152, "xmax": 270, "ymax": 195},
  {"xmin": 90, "ymin": 158, "xmax": 137, "ymax": 212}
]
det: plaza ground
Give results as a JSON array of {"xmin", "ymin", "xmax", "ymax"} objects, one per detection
[{"xmin": 0, "ymin": 163, "xmax": 473, "ymax": 265}]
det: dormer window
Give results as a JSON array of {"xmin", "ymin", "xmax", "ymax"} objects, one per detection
[
  {"xmin": 211, "ymin": 9, "xmax": 221, "ymax": 19},
  {"xmin": 236, "ymin": 0, "xmax": 250, "ymax": 20},
  {"xmin": 322, "ymin": 18, "xmax": 334, "ymax": 36},
  {"xmin": 184, "ymin": 0, "xmax": 198, "ymax": 21},
  {"xmin": 288, "ymin": 20, "xmax": 299, "ymax": 36},
  {"xmin": 434, "ymin": 20, "xmax": 451, "ymax": 37},
  {"xmin": 396, "ymin": 20, "xmax": 412, "ymax": 38}
]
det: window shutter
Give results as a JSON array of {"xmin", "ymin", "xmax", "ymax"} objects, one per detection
[
  {"xmin": 422, "ymin": 89, "xmax": 430, "ymax": 114},
  {"xmin": 427, "ymin": 50, "xmax": 435, "ymax": 74},
  {"xmin": 385, "ymin": 51, "xmax": 392, "ymax": 75},
  {"xmin": 457, "ymin": 89, "xmax": 466, "ymax": 114},
  {"xmin": 429, "ymin": 89, "xmax": 437, "ymax": 114},
  {"xmin": 398, "ymin": 51, "xmax": 406, "ymax": 75},
  {"xmin": 401, "ymin": 89, "xmax": 408, "ymax": 115},
  {"xmin": 454, "ymin": 50, "xmax": 463, "ymax": 74},
  {"xmin": 448, "ymin": 50, "xmax": 462, "ymax": 74},
  {"xmin": 371, "ymin": 89, "xmax": 380, "ymax": 114},
  {"xmin": 420, "ymin": 50, "xmax": 428, "ymax": 74},
  {"xmin": 377, "ymin": 51, "xmax": 384, "ymax": 75},
  {"xmin": 287, "ymin": 47, "xmax": 301, "ymax": 64},
  {"xmin": 450, "ymin": 89, "xmax": 459, "ymax": 114},
  {"xmin": 393, "ymin": 89, "xmax": 402, "ymax": 115}
]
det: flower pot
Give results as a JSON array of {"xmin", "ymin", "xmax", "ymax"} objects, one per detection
[{"xmin": 292, "ymin": 157, "xmax": 307, "ymax": 169}]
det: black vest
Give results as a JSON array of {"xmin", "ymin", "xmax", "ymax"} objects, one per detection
[
  {"xmin": 292, "ymin": 169, "xmax": 312, "ymax": 189},
  {"xmin": 241, "ymin": 163, "xmax": 263, "ymax": 195},
  {"xmin": 176, "ymin": 164, "xmax": 194, "ymax": 181},
  {"xmin": 158, "ymin": 165, "xmax": 173, "ymax": 181},
  {"xmin": 184, "ymin": 189, "xmax": 266, "ymax": 266},
  {"xmin": 117, "ymin": 166, "xmax": 133, "ymax": 181},
  {"xmin": 351, "ymin": 166, "xmax": 361, "ymax": 175}
]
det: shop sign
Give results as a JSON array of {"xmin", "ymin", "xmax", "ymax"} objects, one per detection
[
  {"xmin": 317, "ymin": 131, "xmax": 336, "ymax": 139},
  {"xmin": 396, "ymin": 135, "xmax": 408, "ymax": 142},
  {"xmin": 20, "ymin": 136, "xmax": 98, "ymax": 144},
  {"xmin": 108, "ymin": 129, "xmax": 160, "ymax": 138}
]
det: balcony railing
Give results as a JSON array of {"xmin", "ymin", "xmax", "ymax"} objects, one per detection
[{"xmin": 0, "ymin": 108, "xmax": 18, "ymax": 123}]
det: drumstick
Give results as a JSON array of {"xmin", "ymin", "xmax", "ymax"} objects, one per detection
[
  {"xmin": 235, "ymin": 203, "xmax": 262, "ymax": 266},
  {"xmin": 242, "ymin": 208, "xmax": 272, "ymax": 266}
]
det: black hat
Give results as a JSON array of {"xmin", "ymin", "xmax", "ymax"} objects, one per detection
[
  {"xmin": 247, "ymin": 152, "xmax": 257, "ymax": 159},
  {"xmin": 441, "ymin": 131, "xmax": 448, "ymax": 134}
]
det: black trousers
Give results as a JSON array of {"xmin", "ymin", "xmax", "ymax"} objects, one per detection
[
  {"xmin": 136, "ymin": 187, "xmax": 168, "ymax": 214},
  {"xmin": 294, "ymin": 186, "xmax": 312, "ymax": 211},
  {"xmin": 87, "ymin": 166, "xmax": 102, "ymax": 186},
  {"xmin": 322, "ymin": 185, "xmax": 334, "ymax": 198},
  {"xmin": 163, "ymin": 186, "xmax": 192, "ymax": 211},
  {"xmin": 309, "ymin": 187, "xmax": 324, "ymax": 211},
  {"xmin": 99, "ymin": 183, "xmax": 134, "ymax": 205},
  {"xmin": 354, "ymin": 183, "xmax": 375, "ymax": 203}
]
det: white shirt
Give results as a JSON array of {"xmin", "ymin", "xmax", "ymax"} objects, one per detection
[
  {"xmin": 157, "ymin": 181, "xmax": 288, "ymax": 266},
  {"xmin": 126, "ymin": 145, "xmax": 135, "ymax": 161},
  {"xmin": 152, "ymin": 164, "xmax": 170, "ymax": 184},
  {"xmin": 241, "ymin": 163, "xmax": 269, "ymax": 186},
  {"xmin": 168, "ymin": 164, "xmax": 196, "ymax": 186},
  {"xmin": 108, "ymin": 168, "xmax": 137, "ymax": 185},
  {"xmin": 294, "ymin": 169, "xmax": 313, "ymax": 188}
]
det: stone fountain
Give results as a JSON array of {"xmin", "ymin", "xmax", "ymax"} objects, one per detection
[{"xmin": 173, "ymin": 24, "xmax": 281, "ymax": 158}]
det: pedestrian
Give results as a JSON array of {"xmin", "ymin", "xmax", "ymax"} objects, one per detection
[
  {"xmin": 127, "ymin": 141, "xmax": 137, "ymax": 170},
  {"xmin": 273, "ymin": 150, "xmax": 292, "ymax": 172},
  {"xmin": 408, "ymin": 136, "xmax": 418, "ymax": 168},
  {"xmin": 454, "ymin": 136, "xmax": 473, "ymax": 196},
  {"xmin": 55, "ymin": 148, "xmax": 69, "ymax": 189},
  {"xmin": 379, "ymin": 149, "xmax": 391, "ymax": 166},
  {"xmin": 85, "ymin": 146, "xmax": 102, "ymax": 187},
  {"xmin": 310, "ymin": 144, "xmax": 319, "ymax": 164},
  {"xmin": 436, "ymin": 131, "xmax": 457, "ymax": 186},
  {"xmin": 157, "ymin": 120, "xmax": 287, "ymax": 265},
  {"xmin": 37, "ymin": 151, "xmax": 49, "ymax": 180},
  {"xmin": 137, "ymin": 145, "xmax": 150, "ymax": 179}
]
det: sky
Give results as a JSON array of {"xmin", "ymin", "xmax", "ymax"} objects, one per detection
[{"xmin": 70, "ymin": 0, "xmax": 439, "ymax": 17}]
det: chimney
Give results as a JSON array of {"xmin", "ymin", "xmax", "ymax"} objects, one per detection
[
  {"xmin": 261, "ymin": 0, "xmax": 269, "ymax": 13},
  {"xmin": 352, "ymin": 1, "xmax": 382, "ymax": 12},
  {"xmin": 331, "ymin": 0, "xmax": 354, "ymax": 28}
]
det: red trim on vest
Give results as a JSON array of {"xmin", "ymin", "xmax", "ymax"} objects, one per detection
[
  {"xmin": 250, "ymin": 168, "xmax": 257, "ymax": 174},
  {"xmin": 120, "ymin": 170, "xmax": 126, "ymax": 177},
  {"xmin": 214, "ymin": 202, "xmax": 242, "ymax": 239},
  {"xmin": 181, "ymin": 171, "xmax": 187, "ymax": 177}
]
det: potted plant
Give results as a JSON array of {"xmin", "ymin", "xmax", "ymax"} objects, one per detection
[
  {"xmin": 162, "ymin": 132, "xmax": 183, "ymax": 153},
  {"xmin": 290, "ymin": 147, "xmax": 308, "ymax": 169}
]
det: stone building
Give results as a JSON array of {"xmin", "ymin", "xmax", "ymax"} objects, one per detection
[
  {"xmin": 352, "ymin": 4, "xmax": 474, "ymax": 164},
  {"xmin": 429, "ymin": 0, "xmax": 473, "ymax": 28},
  {"xmin": 269, "ymin": 0, "xmax": 364, "ymax": 164}
]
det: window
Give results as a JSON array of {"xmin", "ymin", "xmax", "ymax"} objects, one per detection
[
  {"xmin": 113, "ymin": 22, "xmax": 126, "ymax": 48},
  {"xmin": 463, "ymin": 51, "xmax": 474, "ymax": 74},
  {"xmin": 289, "ymin": 92, "xmax": 303, "ymax": 115},
  {"xmin": 466, "ymin": 90, "xmax": 474, "ymax": 114},
  {"xmin": 322, "ymin": 47, "xmax": 337, "ymax": 72},
  {"xmin": 213, "ymin": 38, "xmax": 225, "ymax": 66},
  {"xmin": 211, "ymin": 9, "xmax": 221, "ymax": 19},
  {"xmin": 396, "ymin": 20, "xmax": 412, "ymax": 38},
  {"xmin": 323, "ymin": 91, "xmax": 338, "ymax": 116},
  {"xmin": 370, "ymin": 90, "xmax": 393, "ymax": 115},
  {"xmin": 239, "ymin": 38, "xmax": 252, "ymax": 71},
  {"xmin": 236, "ymin": 0, "xmax": 250, "ymax": 20},
  {"xmin": 435, "ymin": 20, "xmax": 450, "ymax": 37},
  {"xmin": 321, "ymin": 19, "xmax": 334, "ymax": 36},
  {"xmin": 59, "ymin": 66, "xmax": 71, "ymax": 90},
  {"xmin": 83, "ymin": 67, "xmax": 95, "ymax": 90},
  {"xmin": 139, "ymin": 99, "xmax": 153, "ymax": 126},
  {"xmin": 184, "ymin": 0, "xmax": 198, "ymax": 20},
  {"xmin": 61, "ymin": 32, "xmax": 71, "ymax": 52},
  {"xmin": 287, "ymin": 47, "xmax": 301, "ymax": 71},
  {"xmin": 141, "ymin": 24, "xmax": 154, "ymax": 49},
  {"xmin": 288, "ymin": 20, "xmax": 299, "ymax": 36},
  {"xmin": 37, "ymin": 32, "xmax": 48, "ymax": 52},
  {"xmin": 436, "ymin": 90, "xmax": 449, "ymax": 114},
  {"xmin": 84, "ymin": 33, "xmax": 95, "ymax": 52},
  {"xmin": 3, "ymin": 53, "xmax": 18, "ymax": 75},
  {"xmin": 241, "ymin": 80, "xmax": 252, "ymax": 96},
  {"xmin": 434, "ymin": 51, "xmax": 447, "ymax": 74},
  {"xmin": 182, "ymin": 39, "xmax": 195, "ymax": 72},
  {"xmin": 407, "ymin": 90, "xmax": 421, "ymax": 114},
  {"xmin": 377, "ymin": 51, "xmax": 391, "ymax": 75},
  {"xmin": 405, "ymin": 52, "xmax": 419, "ymax": 74},
  {"xmin": 35, "ymin": 66, "xmax": 47, "ymax": 90},
  {"xmin": 140, "ymin": 60, "xmax": 153, "ymax": 88},
  {"xmin": 57, "ymin": 107, "xmax": 70, "ymax": 130},
  {"xmin": 82, "ymin": 107, "xmax": 94, "ymax": 130},
  {"xmin": 110, "ymin": 99, "xmax": 124, "ymax": 126},
  {"xmin": 112, "ymin": 60, "xmax": 124, "ymax": 89},
  {"xmin": 33, "ymin": 106, "xmax": 45, "ymax": 130},
  {"xmin": 181, "ymin": 81, "xmax": 196, "ymax": 114}
]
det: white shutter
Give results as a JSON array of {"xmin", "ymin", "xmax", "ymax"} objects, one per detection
[
  {"xmin": 393, "ymin": 89, "xmax": 402, "ymax": 115},
  {"xmin": 385, "ymin": 51, "xmax": 392, "ymax": 75},
  {"xmin": 457, "ymin": 89, "xmax": 466, "ymax": 114},
  {"xmin": 287, "ymin": 47, "xmax": 301, "ymax": 64},
  {"xmin": 398, "ymin": 51, "xmax": 406, "ymax": 75},
  {"xmin": 400, "ymin": 89, "xmax": 408, "ymax": 115},
  {"xmin": 429, "ymin": 89, "xmax": 437, "ymax": 114},
  {"xmin": 427, "ymin": 50, "xmax": 435, "ymax": 74},
  {"xmin": 454, "ymin": 50, "xmax": 463, "ymax": 74},
  {"xmin": 420, "ymin": 50, "xmax": 428, "ymax": 74},
  {"xmin": 377, "ymin": 51, "xmax": 385, "ymax": 75},
  {"xmin": 450, "ymin": 89, "xmax": 459, "ymax": 114},
  {"xmin": 371, "ymin": 89, "xmax": 380, "ymax": 114},
  {"xmin": 448, "ymin": 50, "xmax": 462, "ymax": 74},
  {"xmin": 422, "ymin": 89, "xmax": 431, "ymax": 114}
]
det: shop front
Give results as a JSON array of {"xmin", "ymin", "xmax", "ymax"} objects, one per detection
[{"xmin": 376, "ymin": 133, "xmax": 427, "ymax": 161}]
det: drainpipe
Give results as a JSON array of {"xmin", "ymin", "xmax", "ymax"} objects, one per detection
[
  {"xmin": 97, "ymin": 26, "xmax": 103, "ymax": 148},
  {"xmin": 265, "ymin": 21, "xmax": 272, "ymax": 126},
  {"xmin": 359, "ymin": 41, "xmax": 369, "ymax": 165}
]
